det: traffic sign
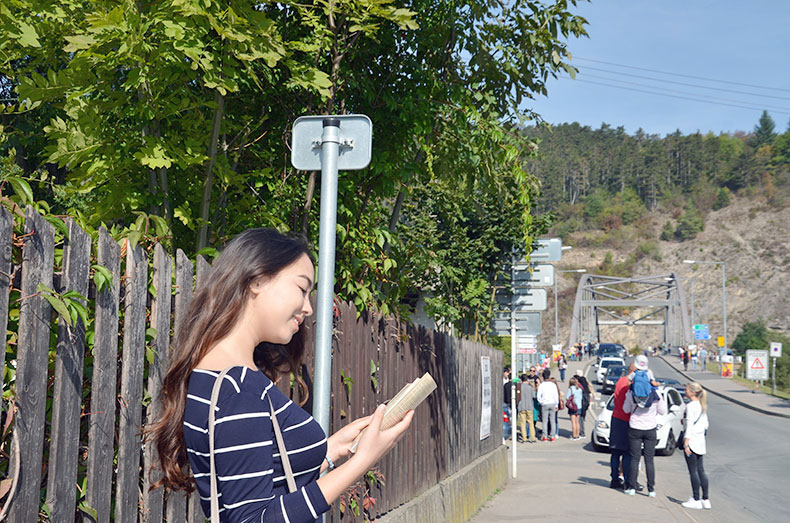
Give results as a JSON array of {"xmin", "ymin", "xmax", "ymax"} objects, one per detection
[
  {"xmin": 513, "ymin": 288, "xmax": 547, "ymax": 310},
  {"xmin": 513, "ymin": 264, "xmax": 554, "ymax": 287},
  {"xmin": 717, "ymin": 336, "xmax": 725, "ymax": 347},
  {"xmin": 693, "ymin": 324, "xmax": 710, "ymax": 341},
  {"xmin": 291, "ymin": 115, "xmax": 372, "ymax": 170},
  {"xmin": 770, "ymin": 342, "xmax": 783, "ymax": 357},
  {"xmin": 746, "ymin": 350, "xmax": 769, "ymax": 381},
  {"xmin": 491, "ymin": 311, "xmax": 542, "ymax": 336},
  {"xmin": 530, "ymin": 238, "xmax": 562, "ymax": 262}
]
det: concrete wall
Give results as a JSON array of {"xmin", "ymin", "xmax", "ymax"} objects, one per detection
[{"xmin": 377, "ymin": 445, "xmax": 508, "ymax": 523}]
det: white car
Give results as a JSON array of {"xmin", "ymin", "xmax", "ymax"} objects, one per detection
[
  {"xmin": 591, "ymin": 386, "xmax": 686, "ymax": 456},
  {"xmin": 596, "ymin": 357, "xmax": 625, "ymax": 384}
]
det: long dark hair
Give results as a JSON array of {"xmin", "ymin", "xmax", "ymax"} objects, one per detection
[{"xmin": 145, "ymin": 228, "xmax": 314, "ymax": 492}]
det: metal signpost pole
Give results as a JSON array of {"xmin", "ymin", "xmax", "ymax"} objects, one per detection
[
  {"xmin": 721, "ymin": 262, "xmax": 727, "ymax": 355},
  {"xmin": 292, "ymin": 114, "xmax": 371, "ymax": 446},
  {"xmin": 554, "ymin": 275, "xmax": 559, "ymax": 346},
  {"xmin": 510, "ymin": 260, "xmax": 517, "ymax": 478},
  {"xmin": 773, "ymin": 357, "xmax": 776, "ymax": 395},
  {"xmin": 312, "ymin": 118, "xmax": 341, "ymax": 436}
]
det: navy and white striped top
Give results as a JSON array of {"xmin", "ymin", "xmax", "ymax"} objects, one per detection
[{"xmin": 184, "ymin": 366, "xmax": 330, "ymax": 522}]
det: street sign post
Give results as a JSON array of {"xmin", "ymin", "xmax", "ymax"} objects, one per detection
[
  {"xmin": 514, "ymin": 264, "xmax": 554, "ymax": 286},
  {"xmin": 693, "ymin": 324, "xmax": 710, "ymax": 341},
  {"xmin": 746, "ymin": 350, "xmax": 769, "ymax": 381},
  {"xmin": 291, "ymin": 115, "xmax": 372, "ymax": 441},
  {"xmin": 530, "ymin": 238, "xmax": 562, "ymax": 262},
  {"xmin": 770, "ymin": 342, "xmax": 782, "ymax": 393},
  {"xmin": 512, "ymin": 288, "xmax": 548, "ymax": 310}
]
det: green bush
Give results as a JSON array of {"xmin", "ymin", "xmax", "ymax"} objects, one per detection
[
  {"xmin": 660, "ymin": 220, "xmax": 674, "ymax": 241},
  {"xmin": 713, "ymin": 187, "xmax": 731, "ymax": 210},
  {"xmin": 674, "ymin": 205, "xmax": 704, "ymax": 240}
]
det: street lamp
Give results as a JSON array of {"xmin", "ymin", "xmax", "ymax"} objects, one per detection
[
  {"xmin": 683, "ymin": 259, "xmax": 727, "ymax": 356},
  {"xmin": 555, "ymin": 269, "xmax": 586, "ymax": 346}
]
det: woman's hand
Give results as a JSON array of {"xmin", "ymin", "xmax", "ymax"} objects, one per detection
[
  {"xmin": 327, "ymin": 414, "xmax": 374, "ymax": 463},
  {"xmin": 350, "ymin": 404, "xmax": 414, "ymax": 470}
]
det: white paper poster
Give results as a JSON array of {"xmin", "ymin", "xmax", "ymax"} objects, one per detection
[{"xmin": 480, "ymin": 356, "xmax": 491, "ymax": 440}]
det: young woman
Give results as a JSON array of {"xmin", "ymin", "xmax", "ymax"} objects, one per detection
[
  {"xmin": 146, "ymin": 229, "xmax": 413, "ymax": 522},
  {"xmin": 681, "ymin": 382, "xmax": 711, "ymax": 510},
  {"xmin": 566, "ymin": 377, "xmax": 583, "ymax": 440}
]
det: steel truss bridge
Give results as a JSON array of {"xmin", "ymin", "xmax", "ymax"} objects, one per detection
[{"xmin": 567, "ymin": 273, "xmax": 692, "ymax": 348}]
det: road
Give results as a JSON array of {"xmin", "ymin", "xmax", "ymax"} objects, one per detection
[
  {"xmin": 646, "ymin": 356, "xmax": 790, "ymax": 521},
  {"xmin": 471, "ymin": 355, "xmax": 790, "ymax": 522}
]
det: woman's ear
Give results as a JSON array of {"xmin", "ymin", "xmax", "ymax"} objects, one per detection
[{"xmin": 249, "ymin": 276, "xmax": 267, "ymax": 296}]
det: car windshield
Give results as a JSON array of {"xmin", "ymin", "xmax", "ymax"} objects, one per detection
[
  {"xmin": 601, "ymin": 359, "xmax": 620, "ymax": 368},
  {"xmin": 606, "ymin": 366, "xmax": 626, "ymax": 377}
]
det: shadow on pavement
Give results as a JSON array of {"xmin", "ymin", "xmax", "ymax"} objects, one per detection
[{"xmin": 575, "ymin": 476, "xmax": 611, "ymax": 488}]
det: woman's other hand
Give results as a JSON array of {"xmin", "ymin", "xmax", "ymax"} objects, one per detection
[
  {"xmin": 352, "ymin": 404, "xmax": 414, "ymax": 469},
  {"xmin": 327, "ymin": 414, "xmax": 373, "ymax": 463}
]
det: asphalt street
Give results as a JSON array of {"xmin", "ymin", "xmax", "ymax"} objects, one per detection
[{"xmin": 471, "ymin": 355, "xmax": 790, "ymax": 522}]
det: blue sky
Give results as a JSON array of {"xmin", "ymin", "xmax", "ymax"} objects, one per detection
[{"xmin": 524, "ymin": 1, "xmax": 790, "ymax": 137}]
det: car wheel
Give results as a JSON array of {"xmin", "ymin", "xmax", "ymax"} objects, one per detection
[{"xmin": 658, "ymin": 430, "xmax": 676, "ymax": 456}]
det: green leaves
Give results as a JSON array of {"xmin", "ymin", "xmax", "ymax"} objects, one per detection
[{"xmin": 36, "ymin": 284, "xmax": 89, "ymax": 328}]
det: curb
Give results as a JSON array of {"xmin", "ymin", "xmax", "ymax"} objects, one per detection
[{"xmin": 657, "ymin": 355, "xmax": 790, "ymax": 419}]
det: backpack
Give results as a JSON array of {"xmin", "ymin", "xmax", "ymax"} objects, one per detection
[{"xmin": 630, "ymin": 370, "xmax": 657, "ymax": 409}]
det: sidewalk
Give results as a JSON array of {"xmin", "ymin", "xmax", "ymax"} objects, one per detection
[
  {"xmin": 472, "ymin": 358, "xmax": 718, "ymax": 522},
  {"xmin": 658, "ymin": 353, "xmax": 790, "ymax": 418}
]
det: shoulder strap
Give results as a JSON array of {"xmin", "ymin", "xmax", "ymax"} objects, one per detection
[
  {"xmin": 209, "ymin": 367, "xmax": 233, "ymax": 523},
  {"xmin": 208, "ymin": 369, "xmax": 297, "ymax": 523},
  {"xmin": 268, "ymin": 395, "xmax": 297, "ymax": 493}
]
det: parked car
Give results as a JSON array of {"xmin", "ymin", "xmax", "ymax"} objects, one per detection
[
  {"xmin": 655, "ymin": 377, "xmax": 689, "ymax": 402},
  {"xmin": 591, "ymin": 386, "xmax": 686, "ymax": 455},
  {"xmin": 601, "ymin": 364, "xmax": 628, "ymax": 394},
  {"xmin": 597, "ymin": 343, "xmax": 627, "ymax": 361},
  {"xmin": 596, "ymin": 356, "xmax": 626, "ymax": 384}
]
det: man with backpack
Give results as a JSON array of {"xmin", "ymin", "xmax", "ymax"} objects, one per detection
[{"xmin": 623, "ymin": 355, "xmax": 667, "ymax": 498}]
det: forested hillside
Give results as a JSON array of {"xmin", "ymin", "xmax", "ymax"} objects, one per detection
[{"xmin": 522, "ymin": 113, "xmax": 790, "ymax": 350}]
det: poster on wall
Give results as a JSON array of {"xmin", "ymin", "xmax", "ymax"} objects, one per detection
[{"xmin": 480, "ymin": 356, "xmax": 491, "ymax": 440}]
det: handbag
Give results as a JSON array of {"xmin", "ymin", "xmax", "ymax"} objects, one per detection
[
  {"xmin": 208, "ymin": 368, "xmax": 296, "ymax": 522},
  {"xmin": 555, "ymin": 382, "xmax": 565, "ymax": 410}
]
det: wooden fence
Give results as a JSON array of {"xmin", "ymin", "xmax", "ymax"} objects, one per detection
[{"xmin": 0, "ymin": 206, "xmax": 503, "ymax": 522}]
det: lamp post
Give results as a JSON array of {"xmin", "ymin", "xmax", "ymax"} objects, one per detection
[
  {"xmin": 554, "ymin": 269, "xmax": 586, "ymax": 346},
  {"xmin": 683, "ymin": 260, "xmax": 727, "ymax": 368}
]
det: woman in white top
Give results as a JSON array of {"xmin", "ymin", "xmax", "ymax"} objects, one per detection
[{"xmin": 681, "ymin": 382, "xmax": 711, "ymax": 510}]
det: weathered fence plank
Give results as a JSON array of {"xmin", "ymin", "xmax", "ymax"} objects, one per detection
[
  {"xmin": 165, "ymin": 249, "xmax": 193, "ymax": 523},
  {"xmin": 86, "ymin": 228, "xmax": 121, "ymax": 523},
  {"xmin": 9, "ymin": 207, "xmax": 55, "ymax": 523},
  {"xmin": 0, "ymin": 206, "xmax": 11, "ymax": 402},
  {"xmin": 46, "ymin": 218, "xmax": 91, "ymax": 521},
  {"xmin": 142, "ymin": 244, "xmax": 173, "ymax": 522},
  {"xmin": 115, "ymin": 244, "xmax": 148, "ymax": 523},
  {"xmin": 187, "ymin": 254, "xmax": 211, "ymax": 523}
]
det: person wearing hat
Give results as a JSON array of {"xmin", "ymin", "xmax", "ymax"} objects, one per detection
[
  {"xmin": 575, "ymin": 369, "xmax": 594, "ymax": 437},
  {"xmin": 623, "ymin": 355, "xmax": 667, "ymax": 497},
  {"xmin": 627, "ymin": 355, "xmax": 660, "ymax": 386}
]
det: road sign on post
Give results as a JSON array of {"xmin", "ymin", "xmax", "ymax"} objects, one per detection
[
  {"xmin": 693, "ymin": 324, "xmax": 710, "ymax": 340},
  {"xmin": 514, "ymin": 264, "xmax": 554, "ymax": 286},
  {"xmin": 746, "ymin": 350, "xmax": 769, "ymax": 381},
  {"xmin": 512, "ymin": 288, "xmax": 548, "ymax": 310},
  {"xmin": 530, "ymin": 238, "xmax": 562, "ymax": 262},
  {"xmin": 770, "ymin": 342, "xmax": 783, "ymax": 357},
  {"xmin": 292, "ymin": 115, "xmax": 372, "ymax": 440}
]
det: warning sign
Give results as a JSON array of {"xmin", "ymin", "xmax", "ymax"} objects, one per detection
[{"xmin": 746, "ymin": 350, "xmax": 769, "ymax": 381}]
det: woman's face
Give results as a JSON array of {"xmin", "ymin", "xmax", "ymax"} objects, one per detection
[{"xmin": 249, "ymin": 253, "xmax": 314, "ymax": 345}]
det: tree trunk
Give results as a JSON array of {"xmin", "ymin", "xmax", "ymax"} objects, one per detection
[{"xmin": 197, "ymin": 91, "xmax": 225, "ymax": 251}]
